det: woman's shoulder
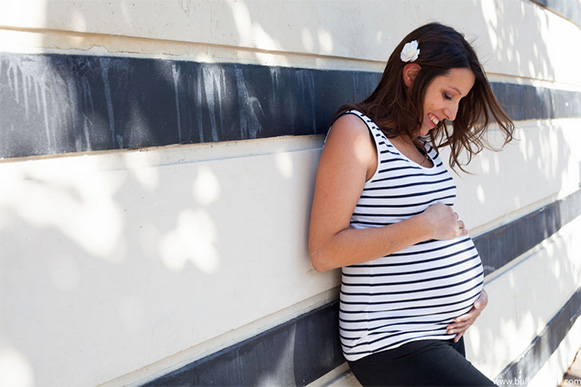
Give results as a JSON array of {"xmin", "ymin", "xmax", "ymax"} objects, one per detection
[
  {"xmin": 325, "ymin": 112, "xmax": 377, "ymax": 164},
  {"xmin": 333, "ymin": 110, "xmax": 381, "ymax": 136},
  {"xmin": 326, "ymin": 113, "xmax": 374, "ymax": 146},
  {"xmin": 336, "ymin": 109, "xmax": 375, "ymax": 124},
  {"xmin": 333, "ymin": 111, "xmax": 367, "ymax": 129}
]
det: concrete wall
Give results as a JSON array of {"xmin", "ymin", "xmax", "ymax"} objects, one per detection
[{"xmin": 0, "ymin": 1, "xmax": 579, "ymax": 386}]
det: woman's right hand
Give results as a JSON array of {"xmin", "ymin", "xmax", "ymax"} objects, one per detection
[{"xmin": 421, "ymin": 203, "xmax": 468, "ymax": 240}]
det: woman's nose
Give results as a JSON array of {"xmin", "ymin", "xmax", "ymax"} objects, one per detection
[{"xmin": 444, "ymin": 104, "xmax": 459, "ymax": 121}]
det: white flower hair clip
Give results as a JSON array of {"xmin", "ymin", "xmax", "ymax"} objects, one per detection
[{"xmin": 400, "ymin": 40, "xmax": 420, "ymax": 62}]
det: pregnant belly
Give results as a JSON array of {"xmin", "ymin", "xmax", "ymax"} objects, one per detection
[{"xmin": 340, "ymin": 236, "xmax": 484, "ymax": 325}]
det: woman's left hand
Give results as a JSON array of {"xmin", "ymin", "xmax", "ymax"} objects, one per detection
[{"xmin": 447, "ymin": 289, "xmax": 488, "ymax": 342}]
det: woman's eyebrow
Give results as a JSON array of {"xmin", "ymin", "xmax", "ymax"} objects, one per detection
[
  {"xmin": 450, "ymin": 86, "xmax": 463, "ymax": 96},
  {"xmin": 445, "ymin": 86, "xmax": 470, "ymax": 98}
]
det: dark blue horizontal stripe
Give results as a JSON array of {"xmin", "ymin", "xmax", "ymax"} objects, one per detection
[
  {"xmin": 402, "ymin": 232, "xmax": 466, "ymax": 246},
  {"xmin": 355, "ymin": 195, "xmax": 455, "ymax": 208},
  {"xmin": 360, "ymin": 185, "xmax": 455, "ymax": 199},
  {"xmin": 340, "ymin": 280, "xmax": 484, "ymax": 307},
  {"xmin": 384, "ymin": 292, "xmax": 479, "ymax": 313},
  {"xmin": 342, "ymin": 332, "xmax": 450, "ymax": 355},
  {"xmin": 341, "ymin": 263, "xmax": 483, "ymax": 287},
  {"xmin": 339, "ymin": 303, "xmax": 470, "ymax": 324},
  {"xmin": 366, "ymin": 323, "xmax": 449, "ymax": 338},
  {"xmin": 341, "ymin": 290, "xmax": 481, "ymax": 316},
  {"xmin": 340, "ymin": 299, "xmax": 475, "ymax": 317},
  {"xmin": 377, "ymin": 144, "xmax": 398, "ymax": 154},
  {"xmin": 350, "ymin": 220, "xmax": 395, "ymax": 226},
  {"xmin": 348, "ymin": 238, "xmax": 474, "ymax": 267},
  {"xmin": 340, "ymin": 327, "xmax": 448, "ymax": 350},
  {"xmin": 372, "ymin": 169, "xmax": 448, "ymax": 182},
  {"xmin": 341, "ymin": 271, "xmax": 484, "ymax": 297},
  {"xmin": 362, "ymin": 177, "xmax": 454, "ymax": 191},
  {"xmin": 342, "ymin": 253, "xmax": 479, "ymax": 277},
  {"xmin": 377, "ymin": 165, "xmax": 424, "ymax": 173},
  {"xmin": 351, "ymin": 210, "xmax": 424, "ymax": 217},
  {"xmin": 3, "ymin": 53, "xmax": 580, "ymax": 159},
  {"xmin": 377, "ymin": 144, "xmax": 441, "ymax": 163},
  {"xmin": 351, "ymin": 206, "xmax": 454, "ymax": 219},
  {"xmin": 379, "ymin": 156, "xmax": 409, "ymax": 164},
  {"xmin": 339, "ymin": 316, "xmax": 452, "ymax": 333}
]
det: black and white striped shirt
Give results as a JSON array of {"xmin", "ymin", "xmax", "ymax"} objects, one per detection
[{"xmin": 340, "ymin": 111, "xmax": 484, "ymax": 362}]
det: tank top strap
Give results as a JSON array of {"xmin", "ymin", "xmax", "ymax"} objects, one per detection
[{"xmin": 341, "ymin": 110, "xmax": 387, "ymax": 151}]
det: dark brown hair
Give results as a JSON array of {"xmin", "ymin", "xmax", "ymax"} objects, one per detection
[{"xmin": 337, "ymin": 22, "xmax": 514, "ymax": 171}]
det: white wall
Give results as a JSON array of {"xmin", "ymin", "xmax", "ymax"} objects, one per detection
[
  {"xmin": 0, "ymin": 1, "xmax": 580, "ymax": 386},
  {"xmin": 1, "ymin": 0, "xmax": 579, "ymax": 84},
  {"xmin": 0, "ymin": 137, "xmax": 340, "ymax": 386},
  {"xmin": 453, "ymin": 118, "xmax": 581, "ymax": 234}
]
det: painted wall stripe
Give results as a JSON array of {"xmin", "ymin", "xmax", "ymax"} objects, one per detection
[
  {"xmin": 145, "ymin": 190, "xmax": 581, "ymax": 386},
  {"xmin": 495, "ymin": 288, "xmax": 581, "ymax": 383},
  {"xmin": 1, "ymin": 53, "xmax": 580, "ymax": 159},
  {"xmin": 475, "ymin": 189, "xmax": 581, "ymax": 276},
  {"xmin": 530, "ymin": 0, "xmax": 581, "ymax": 27},
  {"xmin": 144, "ymin": 301, "xmax": 343, "ymax": 387}
]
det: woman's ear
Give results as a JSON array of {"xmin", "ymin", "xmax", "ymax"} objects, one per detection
[{"xmin": 403, "ymin": 63, "xmax": 422, "ymax": 88}]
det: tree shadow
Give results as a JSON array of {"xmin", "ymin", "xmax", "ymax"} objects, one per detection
[{"xmin": 1, "ymin": 0, "xmax": 579, "ymax": 386}]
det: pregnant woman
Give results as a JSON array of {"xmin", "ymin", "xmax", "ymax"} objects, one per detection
[{"xmin": 308, "ymin": 23, "xmax": 514, "ymax": 386}]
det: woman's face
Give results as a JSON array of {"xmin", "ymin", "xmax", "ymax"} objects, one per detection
[{"xmin": 420, "ymin": 68, "xmax": 475, "ymax": 136}]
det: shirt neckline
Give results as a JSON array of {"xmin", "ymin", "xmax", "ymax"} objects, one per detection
[{"xmin": 383, "ymin": 135, "xmax": 436, "ymax": 170}]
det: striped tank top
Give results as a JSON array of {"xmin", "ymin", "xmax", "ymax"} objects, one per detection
[{"xmin": 340, "ymin": 110, "xmax": 484, "ymax": 362}]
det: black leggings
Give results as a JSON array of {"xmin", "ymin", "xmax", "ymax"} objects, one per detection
[{"xmin": 347, "ymin": 338, "xmax": 497, "ymax": 386}]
